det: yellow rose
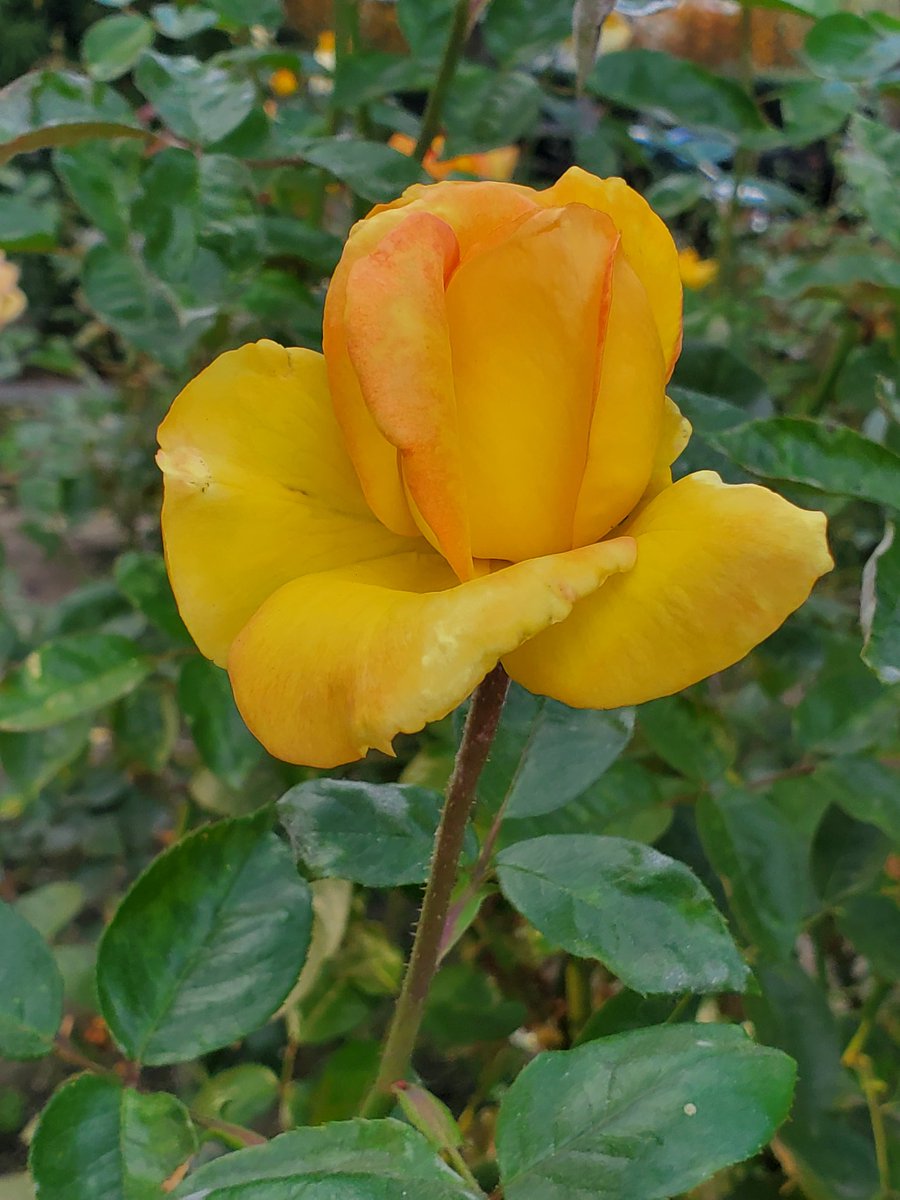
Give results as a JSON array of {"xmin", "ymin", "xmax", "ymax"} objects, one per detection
[
  {"xmin": 678, "ymin": 246, "xmax": 719, "ymax": 290},
  {"xmin": 157, "ymin": 167, "xmax": 832, "ymax": 767},
  {"xmin": 389, "ymin": 132, "xmax": 520, "ymax": 182}
]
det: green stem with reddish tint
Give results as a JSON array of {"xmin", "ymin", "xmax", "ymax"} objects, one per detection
[{"xmin": 360, "ymin": 664, "xmax": 510, "ymax": 1118}]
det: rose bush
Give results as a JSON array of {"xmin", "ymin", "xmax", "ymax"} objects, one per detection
[{"xmin": 157, "ymin": 167, "xmax": 832, "ymax": 768}]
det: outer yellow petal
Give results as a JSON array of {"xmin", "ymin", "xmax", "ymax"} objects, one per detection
[
  {"xmin": 445, "ymin": 203, "xmax": 618, "ymax": 562},
  {"xmin": 539, "ymin": 167, "xmax": 683, "ymax": 376},
  {"xmin": 157, "ymin": 340, "xmax": 418, "ymax": 666},
  {"xmin": 572, "ymin": 244, "xmax": 666, "ymax": 546},
  {"xmin": 228, "ymin": 538, "xmax": 637, "ymax": 768},
  {"xmin": 343, "ymin": 211, "xmax": 473, "ymax": 580},
  {"xmin": 504, "ymin": 472, "xmax": 833, "ymax": 707},
  {"xmin": 641, "ymin": 395, "xmax": 693, "ymax": 505}
]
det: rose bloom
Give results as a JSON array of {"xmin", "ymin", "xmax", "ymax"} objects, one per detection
[
  {"xmin": 157, "ymin": 167, "xmax": 832, "ymax": 767},
  {"xmin": 678, "ymin": 246, "xmax": 719, "ymax": 291}
]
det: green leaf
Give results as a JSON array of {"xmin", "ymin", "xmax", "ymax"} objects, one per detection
[
  {"xmin": 174, "ymin": 1119, "xmax": 480, "ymax": 1199},
  {"xmin": 444, "ymin": 67, "xmax": 542, "ymax": 155},
  {"xmin": 710, "ymin": 418, "xmax": 900, "ymax": 508},
  {"xmin": 673, "ymin": 341, "xmax": 771, "ymax": 410},
  {"xmin": 331, "ymin": 53, "xmax": 432, "ymax": 109},
  {"xmin": 152, "ymin": 3, "xmax": 219, "ymax": 39},
  {"xmin": 113, "ymin": 681, "xmax": 179, "ymax": 773},
  {"xmin": 496, "ymin": 1023, "xmax": 795, "ymax": 1200},
  {"xmin": 30, "ymin": 1075, "xmax": 196, "ymax": 1200},
  {"xmin": 802, "ymin": 755, "xmax": 900, "ymax": 844},
  {"xmin": 840, "ymin": 116, "xmax": 900, "ymax": 252},
  {"xmin": 645, "ymin": 173, "xmax": 709, "ymax": 220},
  {"xmin": 131, "ymin": 146, "xmax": 200, "ymax": 282},
  {"xmin": 261, "ymin": 215, "xmax": 342, "ymax": 271},
  {"xmin": 0, "ymin": 70, "xmax": 148, "ymax": 165},
  {"xmin": 422, "ymin": 963, "xmax": 526, "ymax": 1050},
  {"xmin": 97, "ymin": 812, "xmax": 312, "ymax": 1065},
  {"xmin": 292, "ymin": 967, "xmax": 375, "ymax": 1046},
  {"xmin": 803, "ymin": 13, "xmax": 900, "ymax": 81},
  {"xmin": 837, "ymin": 893, "xmax": 900, "ymax": 978},
  {"xmin": 306, "ymin": 1041, "xmax": 380, "ymax": 1125},
  {"xmin": 206, "ymin": 0, "xmax": 283, "ymax": 29},
  {"xmin": 192, "ymin": 1064, "xmax": 279, "ymax": 1127},
  {"xmin": 774, "ymin": 78, "xmax": 859, "ymax": 147},
  {"xmin": 792, "ymin": 640, "xmax": 893, "ymax": 754},
  {"xmin": 861, "ymin": 523, "xmax": 900, "ymax": 685},
  {"xmin": 134, "ymin": 52, "xmax": 256, "ymax": 145},
  {"xmin": 0, "ymin": 194, "xmax": 59, "ymax": 251},
  {"xmin": 587, "ymin": 50, "xmax": 767, "ymax": 141},
  {"xmin": 737, "ymin": 0, "xmax": 840, "ymax": 16},
  {"xmin": 771, "ymin": 249, "xmax": 900, "ymax": 298},
  {"xmin": 293, "ymin": 137, "xmax": 426, "ymax": 204},
  {"xmin": 114, "ymin": 551, "xmax": 190, "ymax": 643},
  {"xmin": 82, "ymin": 14, "xmax": 155, "ymax": 82},
  {"xmin": 0, "ymin": 902, "xmax": 63, "ymax": 1059},
  {"xmin": 575, "ymin": 991, "xmax": 692, "ymax": 1045},
  {"xmin": 697, "ymin": 788, "xmax": 809, "ymax": 959},
  {"xmin": 811, "ymin": 807, "xmax": 888, "ymax": 906},
  {"xmin": 483, "ymin": 0, "xmax": 573, "ymax": 67},
  {"xmin": 397, "ymin": 0, "xmax": 458, "ymax": 63},
  {"xmin": 638, "ymin": 696, "xmax": 734, "ymax": 783},
  {"xmin": 747, "ymin": 962, "xmax": 879, "ymax": 1200},
  {"xmin": 178, "ymin": 658, "xmax": 262, "ymax": 789},
  {"xmin": 0, "ymin": 720, "xmax": 90, "ymax": 820},
  {"xmin": 497, "ymin": 834, "xmax": 747, "ymax": 994},
  {"xmin": 15, "ymin": 882, "xmax": 84, "ymax": 942},
  {"xmin": 477, "ymin": 684, "xmax": 633, "ymax": 819},
  {"xmin": 499, "ymin": 760, "xmax": 676, "ymax": 849},
  {"xmin": 81, "ymin": 243, "xmax": 205, "ymax": 368},
  {"xmin": 0, "ymin": 635, "xmax": 150, "ymax": 732},
  {"xmin": 54, "ymin": 139, "xmax": 142, "ymax": 247},
  {"xmin": 278, "ymin": 779, "xmax": 453, "ymax": 886}
]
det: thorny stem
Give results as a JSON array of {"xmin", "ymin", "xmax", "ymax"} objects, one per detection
[
  {"xmin": 360, "ymin": 665, "xmax": 510, "ymax": 1118},
  {"xmin": 412, "ymin": 0, "xmax": 474, "ymax": 163}
]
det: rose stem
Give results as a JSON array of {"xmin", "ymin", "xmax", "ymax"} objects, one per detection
[
  {"xmin": 412, "ymin": 0, "xmax": 475, "ymax": 163},
  {"xmin": 360, "ymin": 663, "xmax": 510, "ymax": 1118}
]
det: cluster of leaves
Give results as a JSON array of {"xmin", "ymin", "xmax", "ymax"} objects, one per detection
[{"xmin": 0, "ymin": 0, "xmax": 898, "ymax": 1198}]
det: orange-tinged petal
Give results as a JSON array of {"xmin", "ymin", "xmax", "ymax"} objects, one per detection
[
  {"xmin": 504, "ymin": 471, "xmax": 833, "ymax": 707},
  {"xmin": 228, "ymin": 537, "xmax": 637, "ymax": 768},
  {"xmin": 367, "ymin": 179, "xmax": 540, "ymax": 256},
  {"xmin": 323, "ymin": 206, "xmax": 422, "ymax": 537},
  {"xmin": 343, "ymin": 211, "xmax": 473, "ymax": 579},
  {"xmin": 572, "ymin": 244, "xmax": 666, "ymax": 546},
  {"xmin": 157, "ymin": 340, "xmax": 418, "ymax": 666},
  {"xmin": 445, "ymin": 203, "xmax": 618, "ymax": 562},
  {"xmin": 539, "ymin": 167, "xmax": 682, "ymax": 376}
]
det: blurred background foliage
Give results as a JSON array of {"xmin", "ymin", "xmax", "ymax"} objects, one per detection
[{"xmin": 0, "ymin": 0, "xmax": 898, "ymax": 1196}]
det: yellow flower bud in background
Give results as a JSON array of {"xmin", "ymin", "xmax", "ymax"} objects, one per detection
[
  {"xmin": 389, "ymin": 133, "xmax": 519, "ymax": 182},
  {"xmin": 269, "ymin": 67, "xmax": 300, "ymax": 97},
  {"xmin": 678, "ymin": 246, "xmax": 719, "ymax": 291},
  {"xmin": 0, "ymin": 253, "xmax": 26, "ymax": 329}
]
